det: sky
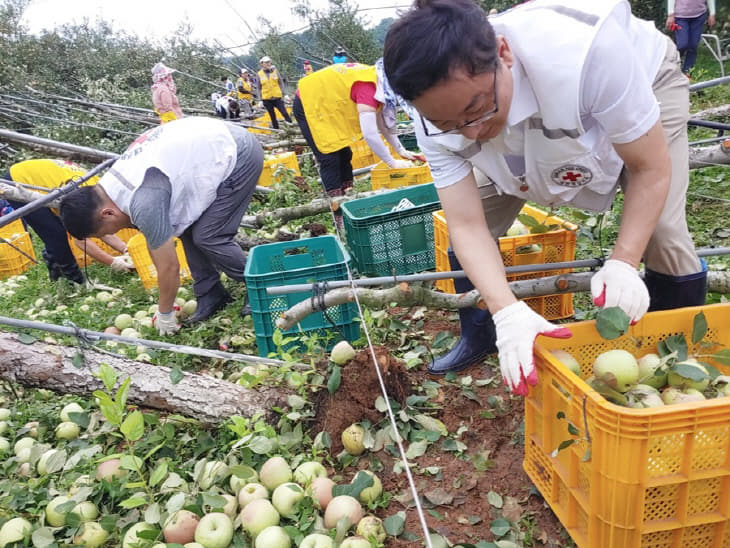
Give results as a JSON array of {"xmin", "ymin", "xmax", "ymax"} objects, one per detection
[{"xmin": 21, "ymin": 0, "xmax": 408, "ymax": 55}]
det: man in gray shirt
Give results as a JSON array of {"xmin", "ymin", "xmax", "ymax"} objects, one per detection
[{"xmin": 60, "ymin": 117, "xmax": 263, "ymax": 334}]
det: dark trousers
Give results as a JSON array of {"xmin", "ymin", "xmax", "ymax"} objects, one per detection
[
  {"xmin": 179, "ymin": 127, "xmax": 264, "ymax": 297},
  {"xmin": 675, "ymin": 11, "xmax": 708, "ymax": 73},
  {"xmin": 262, "ymin": 97, "xmax": 291, "ymax": 129},
  {"xmin": 3, "ymin": 172, "xmax": 75, "ymax": 267},
  {"xmin": 292, "ymin": 95, "xmax": 353, "ymax": 193}
]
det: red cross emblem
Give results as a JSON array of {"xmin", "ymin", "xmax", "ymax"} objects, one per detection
[{"xmin": 551, "ymin": 165, "xmax": 593, "ymax": 187}]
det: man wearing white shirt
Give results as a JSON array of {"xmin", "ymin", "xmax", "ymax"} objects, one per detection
[{"xmin": 384, "ymin": 0, "xmax": 706, "ymax": 393}]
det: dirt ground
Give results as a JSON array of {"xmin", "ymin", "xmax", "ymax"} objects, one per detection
[{"xmin": 313, "ymin": 313, "xmax": 572, "ymax": 547}]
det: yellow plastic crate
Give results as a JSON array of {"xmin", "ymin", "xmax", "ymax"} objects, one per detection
[
  {"xmin": 248, "ymin": 108, "xmax": 294, "ymax": 135},
  {"xmin": 350, "ymin": 139, "xmax": 378, "ymax": 169},
  {"xmin": 257, "ymin": 152, "xmax": 301, "ymax": 187},
  {"xmin": 432, "ymin": 205, "xmax": 576, "ymax": 320},
  {"xmin": 0, "ymin": 220, "xmax": 35, "ymax": 279},
  {"xmin": 68, "ymin": 228, "xmax": 139, "ymax": 267},
  {"xmin": 527, "ymin": 303, "xmax": 730, "ymax": 548},
  {"xmin": 126, "ymin": 233, "xmax": 192, "ymax": 289},
  {"xmin": 370, "ymin": 161, "xmax": 433, "ymax": 190}
]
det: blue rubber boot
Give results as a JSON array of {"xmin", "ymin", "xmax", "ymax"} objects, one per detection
[
  {"xmin": 428, "ymin": 250, "xmax": 497, "ymax": 375},
  {"xmin": 645, "ymin": 260, "xmax": 708, "ymax": 312}
]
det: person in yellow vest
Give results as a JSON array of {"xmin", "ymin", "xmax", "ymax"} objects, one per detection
[
  {"xmin": 3, "ymin": 159, "xmax": 134, "ymax": 283},
  {"xmin": 151, "ymin": 63, "xmax": 184, "ymax": 124},
  {"xmin": 236, "ymin": 69, "xmax": 254, "ymax": 115},
  {"xmin": 292, "ymin": 60, "xmax": 422, "ymax": 223},
  {"xmin": 258, "ymin": 56, "xmax": 292, "ymax": 129}
]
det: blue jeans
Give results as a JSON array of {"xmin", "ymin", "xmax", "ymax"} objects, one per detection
[{"xmin": 674, "ymin": 11, "xmax": 708, "ymax": 73}]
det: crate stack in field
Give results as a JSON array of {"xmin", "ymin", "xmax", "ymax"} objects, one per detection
[
  {"xmin": 433, "ymin": 206, "xmax": 576, "ymax": 320},
  {"xmin": 526, "ymin": 303, "xmax": 730, "ymax": 547},
  {"xmin": 0, "ymin": 219, "xmax": 35, "ymax": 279},
  {"xmin": 244, "ymin": 235, "xmax": 360, "ymax": 357},
  {"xmin": 126, "ymin": 233, "xmax": 192, "ymax": 289},
  {"xmin": 257, "ymin": 152, "xmax": 301, "ymax": 187}
]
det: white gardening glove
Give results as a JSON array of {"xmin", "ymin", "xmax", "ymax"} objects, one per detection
[
  {"xmin": 110, "ymin": 254, "xmax": 135, "ymax": 273},
  {"xmin": 389, "ymin": 159, "xmax": 412, "ymax": 169},
  {"xmin": 398, "ymin": 150, "xmax": 426, "ymax": 162},
  {"xmin": 590, "ymin": 259, "xmax": 649, "ymax": 324},
  {"xmin": 152, "ymin": 310, "xmax": 180, "ymax": 335},
  {"xmin": 493, "ymin": 301, "xmax": 573, "ymax": 396}
]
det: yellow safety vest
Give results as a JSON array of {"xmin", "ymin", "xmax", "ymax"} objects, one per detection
[
  {"xmin": 236, "ymin": 77, "xmax": 253, "ymax": 100},
  {"xmin": 258, "ymin": 67, "xmax": 283, "ymax": 100},
  {"xmin": 9, "ymin": 159, "xmax": 98, "ymax": 215},
  {"xmin": 298, "ymin": 63, "xmax": 378, "ymax": 154},
  {"xmin": 155, "ymin": 110, "xmax": 178, "ymax": 124}
]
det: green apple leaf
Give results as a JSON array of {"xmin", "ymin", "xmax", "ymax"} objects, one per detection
[{"xmin": 595, "ymin": 307, "xmax": 630, "ymax": 340}]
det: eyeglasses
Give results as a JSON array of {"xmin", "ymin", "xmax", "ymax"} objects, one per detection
[{"xmin": 420, "ymin": 66, "xmax": 499, "ymax": 137}]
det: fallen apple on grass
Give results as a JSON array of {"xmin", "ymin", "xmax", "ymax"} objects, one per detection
[
  {"xmin": 45, "ymin": 494, "xmax": 72, "ymax": 526},
  {"xmin": 73, "ymin": 521, "xmax": 109, "ymax": 547},
  {"xmin": 271, "ymin": 482, "xmax": 305, "ymax": 518},
  {"xmin": 71, "ymin": 501, "xmax": 100, "ymax": 522},
  {"xmin": 56, "ymin": 421, "xmax": 81, "ymax": 440},
  {"xmin": 0, "ymin": 517, "xmax": 32, "ymax": 546},
  {"xmin": 237, "ymin": 482, "xmax": 269, "ymax": 508},
  {"xmin": 254, "ymin": 525, "xmax": 292, "ymax": 548},
  {"xmin": 194, "ymin": 512, "xmax": 234, "ymax": 548},
  {"xmin": 259, "ymin": 455, "xmax": 292, "ymax": 490},
  {"xmin": 163, "ymin": 509, "xmax": 200, "ymax": 544},
  {"xmin": 323, "ymin": 495, "xmax": 363, "ymax": 530},
  {"xmin": 293, "ymin": 460, "xmax": 327, "ymax": 486},
  {"xmin": 96, "ymin": 458, "xmax": 125, "ymax": 481},
  {"xmin": 60, "ymin": 401, "xmax": 85, "ymax": 422},
  {"xmin": 308, "ymin": 476, "xmax": 335, "ymax": 510},
  {"xmin": 240, "ymin": 498, "xmax": 280, "ymax": 539},
  {"xmin": 341, "ymin": 424, "xmax": 366, "ymax": 456},
  {"xmin": 299, "ymin": 533, "xmax": 336, "ymax": 548}
]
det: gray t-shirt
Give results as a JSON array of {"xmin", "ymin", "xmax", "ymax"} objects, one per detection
[{"xmin": 129, "ymin": 167, "xmax": 173, "ymax": 250}]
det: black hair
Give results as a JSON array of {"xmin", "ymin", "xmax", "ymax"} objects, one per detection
[
  {"xmin": 59, "ymin": 186, "xmax": 104, "ymax": 239},
  {"xmin": 383, "ymin": 0, "xmax": 498, "ymax": 101}
]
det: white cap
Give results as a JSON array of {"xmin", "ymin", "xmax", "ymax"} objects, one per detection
[{"xmin": 259, "ymin": 56, "xmax": 272, "ymax": 64}]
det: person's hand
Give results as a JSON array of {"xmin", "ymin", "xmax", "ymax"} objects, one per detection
[
  {"xmin": 493, "ymin": 301, "xmax": 572, "ymax": 395},
  {"xmin": 389, "ymin": 159, "xmax": 412, "ymax": 169},
  {"xmin": 110, "ymin": 255, "xmax": 135, "ymax": 273},
  {"xmin": 590, "ymin": 259, "xmax": 649, "ymax": 323},
  {"xmin": 708, "ymin": 14, "xmax": 715, "ymax": 28},
  {"xmin": 152, "ymin": 310, "xmax": 179, "ymax": 335},
  {"xmin": 399, "ymin": 150, "xmax": 427, "ymax": 162},
  {"xmin": 284, "ymin": 94, "xmax": 292, "ymax": 104},
  {"xmin": 665, "ymin": 14, "xmax": 675, "ymax": 31}
]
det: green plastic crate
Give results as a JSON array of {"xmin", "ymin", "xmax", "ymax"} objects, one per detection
[
  {"xmin": 341, "ymin": 183, "xmax": 441, "ymax": 276},
  {"xmin": 397, "ymin": 132, "xmax": 419, "ymax": 152},
  {"xmin": 244, "ymin": 236, "xmax": 360, "ymax": 357}
]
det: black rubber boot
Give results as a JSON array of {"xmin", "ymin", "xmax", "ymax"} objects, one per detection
[
  {"xmin": 43, "ymin": 249, "xmax": 84, "ymax": 284},
  {"xmin": 645, "ymin": 260, "xmax": 708, "ymax": 312},
  {"xmin": 185, "ymin": 282, "xmax": 232, "ymax": 324},
  {"xmin": 428, "ymin": 250, "xmax": 498, "ymax": 375},
  {"xmin": 240, "ymin": 293, "xmax": 251, "ymax": 317}
]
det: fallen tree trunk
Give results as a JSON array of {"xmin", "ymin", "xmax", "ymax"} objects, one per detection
[
  {"xmin": 692, "ymin": 104, "xmax": 730, "ymax": 119},
  {"xmin": 276, "ymin": 270, "xmax": 730, "ymax": 330},
  {"xmin": 690, "ymin": 141, "xmax": 730, "ymax": 169},
  {"xmin": 0, "ymin": 332, "xmax": 288, "ymax": 425}
]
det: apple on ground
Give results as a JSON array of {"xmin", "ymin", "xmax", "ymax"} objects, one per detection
[
  {"xmin": 220, "ymin": 493, "xmax": 238, "ymax": 518},
  {"xmin": 71, "ymin": 501, "xmax": 100, "ymax": 522},
  {"xmin": 37, "ymin": 448, "xmax": 64, "ymax": 475},
  {"xmin": 122, "ymin": 522, "xmax": 157, "ymax": 548},
  {"xmin": 308, "ymin": 476, "xmax": 335, "ymax": 510},
  {"xmin": 323, "ymin": 495, "xmax": 363, "ymax": 530},
  {"xmin": 237, "ymin": 482, "xmax": 269, "ymax": 508},
  {"xmin": 17, "ymin": 462, "xmax": 31, "ymax": 476},
  {"xmin": 97, "ymin": 458, "xmax": 126, "ymax": 481},
  {"xmin": 293, "ymin": 461, "xmax": 327, "ymax": 486},
  {"xmin": 0, "ymin": 408, "xmax": 10, "ymax": 420},
  {"xmin": 340, "ymin": 537, "xmax": 371, "ymax": 548},
  {"xmin": 299, "ymin": 533, "xmax": 335, "ymax": 548},
  {"xmin": 23, "ymin": 421, "xmax": 39, "ymax": 438},
  {"xmin": 240, "ymin": 498, "xmax": 280, "ymax": 538},
  {"xmin": 229, "ymin": 466, "xmax": 258, "ymax": 494},
  {"xmin": 271, "ymin": 482, "xmax": 305, "ymax": 518},
  {"xmin": 194, "ymin": 512, "xmax": 234, "ymax": 548},
  {"xmin": 56, "ymin": 421, "xmax": 81, "ymax": 440},
  {"xmin": 73, "ymin": 522, "xmax": 109, "ymax": 547},
  {"xmin": 0, "ymin": 437, "xmax": 9, "ymax": 453},
  {"xmin": 341, "ymin": 424, "xmax": 366, "ymax": 456},
  {"xmin": 45, "ymin": 494, "xmax": 72, "ymax": 527},
  {"xmin": 0, "ymin": 421, "xmax": 8, "ymax": 435},
  {"xmin": 60, "ymin": 401, "xmax": 84, "ymax": 422},
  {"xmin": 184, "ymin": 544, "xmax": 206, "ymax": 548},
  {"xmin": 352, "ymin": 470, "xmax": 382, "ymax": 504},
  {"xmin": 259, "ymin": 456, "xmax": 292, "ymax": 490},
  {"xmin": 163, "ymin": 509, "xmax": 200, "ymax": 544},
  {"xmin": 13, "ymin": 436, "xmax": 35, "ymax": 455},
  {"xmin": 255, "ymin": 525, "xmax": 292, "ymax": 548},
  {"xmin": 0, "ymin": 517, "xmax": 32, "ymax": 546},
  {"xmin": 356, "ymin": 515, "xmax": 386, "ymax": 543}
]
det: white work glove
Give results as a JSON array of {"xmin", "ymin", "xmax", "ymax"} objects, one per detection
[
  {"xmin": 590, "ymin": 259, "xmax": 650, "ymax": 324},
  {"xmin": 389, "ymin": 159, "xmax": 412, "ymax": 169},
  {"xmin": 110, "ymin": 254, "xmax": 134, "ymax": 273},
  {"xmin": 152, "ymin": 310, "xmax": 180, "ymax": 335},
  {"xmin": 284, "ymin": 94, "xmax": 291, "ymax": 104},
  {"xmin": 493, "ymin": 301, "xmax": 573, "ymax": 396},
  {"xmin": 398, "ymin": 150, "xmax": 426, "ymax": 162}
]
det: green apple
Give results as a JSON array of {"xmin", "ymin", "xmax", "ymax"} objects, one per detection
[
  {"xmin": 340, "ymin": 537, "xmax": 371, "ymax": 548},
  {"xmin": 56, "ymin": 421, "xmax": 81, "ymax": 440},
  {"xmin": 0, "ymin": 421, "xmax": 8, "ymax": 435},
  {"xmin": 259, "ymin": 456, "xmax": 292, "ymax": 491},
  {"xmin": 308, "ymin": 476, "xmax": 335, "ymax": 510},
  {"xmin": 667, "ymin": 359, "xmax": 710, "ymax": 391},
  {"xmin": 238, "ymin": 482, "xmax": 269, "ymax": 508},
  {"xmin": 625, "ymin": 384, "xmax": 664, "ymax": 408},
  {"xmin": 60, "ymin": 402, "xmax": 84, "ymax": 422},
  {"xmin": 122, "ymin": 522, "xmax": 157, "ymax": 548},
  {"xmin": 194, "ymin": 512, "xmax": 234, "ymax": 548},
  {"xmin": 636, "ymin": 352, "xmax": 666, "ymax": 389},
  {"xmin": 240, "ymin": 498, "xmax": 280, "ymax": 538},
  {"xmin": 271, "ymin": 482, "xmax": 305, "ymax": 518},
  {"xmin": 23, "ymin": 421, "xmax": 39, "ymax": 438},
  {"xmin": 593, "ymin": 349, "xmax": 639, "ymax": 392},
  {"xmin": 323, "ymin": 495, "xmax": 363, "ymax": 530},
  {"xmin": 71, "ymin": 501, "xmax": 100, "ymax": 522},
  {"xmin": 114, "ymin": 313, "xmax": 134, "ymax": 330},
  {"xmin": 73, "ymin": 521, "xmax": 109, "ymax": 547},
  {"xmin": 299, "ymin": 533, "xmax": 335, "ymax": 548},
  {"xmin": 356, "ymin": 515, "xmax": 386, "ymax": 543},
  {"xmin": 0, "ymin": 517, "xmax": 32, "ymax": 546},
  {"xmin": 0, "ymin": 408, "xmax": 10, "ymax": 420},
  {"xmin": 13, "ymin": 436, "xmax": 35, "ymax": 455},
  {"xmin": 0, "ymin": 437, "xmax": 9, "ymax": 453},
  {"xmin": 97, "ymin": 458, "xmax": 126, "ymax": 481},
  {"xmin": 549, "ymin": 349, "xmax": 581, "ymax": 376},
  {"xmin": 255, "ymin": 525, "xmax": 291, "ymax": 548},
  {"xmin": 45, "ymin": 494, "xmax": 72, "ymax": 526},
  {"xmin": 330, "ymin": 340, "xmax": 356, "ymax": 365},
  {"xmin": 37, "ymin": 448, "xmax": 64, "ymax": 475},
  {"xmin": 661, "ymin": 386, "xmax": 706, "ymax": 405},
  {"xmin": 341, "ymin": 424, "xmax": 365, "ymax": 456},
  {"xmin": 352, "ymin": 470, "xmax": 382, "ymax": 504},
  {"xmin": 163, "ymin": 509, "xmax": 200, "ymax": 545},
  {"xmin": 293, "ymin": 461, "xmax": 327, "ymax": 486},
  {"xmin": 229, "ymin": 466, "xmax": 258, "ymax": 494}
]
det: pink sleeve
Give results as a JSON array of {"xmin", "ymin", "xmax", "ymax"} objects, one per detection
[{"xmin": 350, "ymin": 81, "xmax": 379, "ymax": 108}]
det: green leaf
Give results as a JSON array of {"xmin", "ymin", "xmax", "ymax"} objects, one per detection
[
  {"xmin": 17, "ymin": 333, "xmax": 37, "ymax": 344},
  {"xmin": 710, "ymin": 349, "xmax": 730, "ymax": 366},
  {"xmin": 93, "ymin": 391, "xmax": 122, "ymax": 425},
  {"xmin": 567, "ymin": 423, "xmax": 580, "ymax": 436},
  {"xmin": 413, "ymin": 414, "xmax": 448, "ymax": 436},
  {"xmin": 664, "ymin": 334, "xmax": 688, "ymax": 361},
  {"xmin": 490, "ymin": 518, "xmax": 512, "ymax": 537},
  {"xmin": 72, "ymin": 350, "xmax": 85, "ymax": 368},
  {"xmin": 68, "ymin": 411, "xmax": 90, "ymax": 429},
  {"xmin": 144, "ymin": 502, "xmax": 161, "ymax": 525},
  {"xmin": 229, "ymin": 465, "xmax": 257, "ymax": 483},
  {"xmin": 115, "ymin": 377, "xmax": 131, "ymax": 410},
  {"xmin": 120, "ymin": 454, "xmax": 144, "ymax": 472},
  {"xmin": 332, "ymin": 470, "xmax": 374, "ymax": 499},
  {"xmin": 405, "ymin": 439, "xmax": 429, "ymax": 459},
  {"xmin": 551, "ymin": 439, "xmax": 575, "ymax": 457},
  {"xmin": 96, "ymin": 362, "xmax": 118, "ymax": 392},
  {"xmin": 517, "ymin": 213, "xmax": 540, "ymax": 228},
  {"xmin": 31, "ymin": 526, "xmax": 56, "ymax": 547},
  {"xmin": 486, "ymin": 491, "xmax": 503, "ymax": 508},
  {"xmin": 383, "ymin": 511, "xmax": 406, "ymax": 536},
  {"xmin": 43, "ymin": 449, "xmax": 67, "ymax": 474},
  {"xmin": 327, "ymin": 365, "xmax": 341, "ymax": 394},
  {"xmin": 170, "ymin": 365, "xmax": 184, "ymax": 385},
  {"xmin": 149, "ymin": 461, "xmax": 168, "ymax": 487},
  {"xmin": 670, "ymin": 362, "xmax": 710, "ymax": 382},
  {"xmin": 119, "ymin": 496, "xmax": 148, "ymax": 509},
  {"xmin": 120, "ymin": 410, "xmax": 145, "ymax": 442},
  {"xmin": 692, "ymin": 311, "xmax": 708, "ymax": 344},
  {"xmin": 595, "ymin": 307, "xmax": 630, "ymax": 340},
  {"xmin": 556, "ymin": 411, "xmax": 566, "ymax": 420}
]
